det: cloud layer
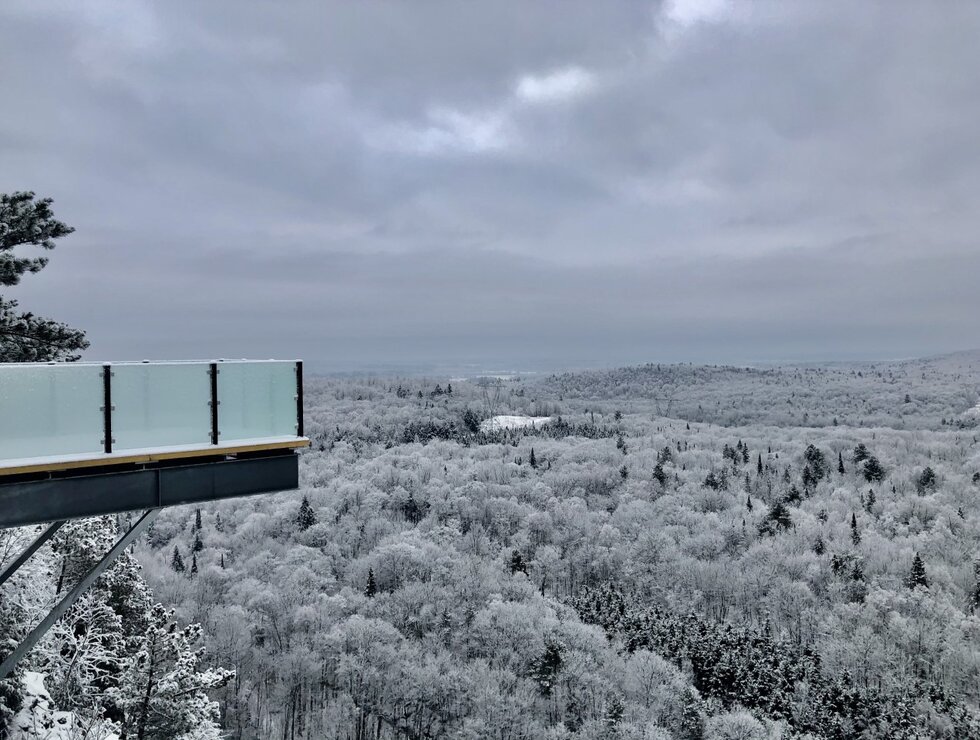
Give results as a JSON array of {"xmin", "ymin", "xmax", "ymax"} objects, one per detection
[{"xmin": 2, "ymin": 0, "xmax": 979, "ymax": 370}]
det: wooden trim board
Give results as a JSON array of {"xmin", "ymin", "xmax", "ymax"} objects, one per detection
[{"xmin": 0, "ymin": 438, "xmax": 310, "ymax": 478}]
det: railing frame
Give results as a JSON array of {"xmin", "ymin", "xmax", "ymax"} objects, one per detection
[{"xmin": 0, "ymin": 358, "xmax": 307, "ymax": 681}]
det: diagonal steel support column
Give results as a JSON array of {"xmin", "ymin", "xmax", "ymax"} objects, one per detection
[
  {"xmin": 0, "ymin": 509, "xmax": 160, "ymax": 680},
  {"xmin": 0, "ymin": 520, "xmax": 66, "ymax": 588}
]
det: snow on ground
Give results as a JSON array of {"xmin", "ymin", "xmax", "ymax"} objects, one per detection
[
  {"xmin": 480, "ymin": 415, "xmax": 553, "ymax": 432},
  {"xmin": 964, "ymin": 400, "xmax": 980, "ymax": 418}
]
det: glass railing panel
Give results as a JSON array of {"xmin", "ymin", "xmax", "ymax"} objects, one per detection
[
  {"xmin": 111, "ymin": 363, "xmax": 212, "ymax": 451},
  {"xmin": 0, "ymin": 364, "xmax": 104, "ymax": 461},
  {"xmin": 217, "ymin": 361, "xmax": 298, "ymax": 442}
]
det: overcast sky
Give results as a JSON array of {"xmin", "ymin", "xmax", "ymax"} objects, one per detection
[{"xmin": 2, "ymin": 1, "xmax": 979, "ymax": 371}]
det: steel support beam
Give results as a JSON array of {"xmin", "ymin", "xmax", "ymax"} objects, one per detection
[
  {"xmin": 0, "ymin": 509, "xmax": 160, "ymax": 680},
  {"xmin": 0, "ymin": 452, "xmax": 299, "ymax": 529},
  {"xmin": 0, "ymin": 520, "xmax": 65, "ymax": 587}
]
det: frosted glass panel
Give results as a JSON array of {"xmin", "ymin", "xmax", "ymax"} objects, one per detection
[
  {"xmin": 112, "ymin": 363, "xmax": 211, "ymax": 451},
  {"xmin": 218, "ymin": 361, "xmax": 297, "ymax": 441},
  {"xmin": 0, "ymin": 364, "xmax": 104, "ymax": 461}
]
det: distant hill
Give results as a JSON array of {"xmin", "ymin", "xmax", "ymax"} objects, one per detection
[{"xmin": 534, "ymin": 352, "xmax": 980, "ymax": 431}]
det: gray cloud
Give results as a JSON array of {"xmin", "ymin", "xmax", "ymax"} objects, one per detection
[{"xmin": 2, "ymin": 0, "xmax": 979, "ymax": 371}]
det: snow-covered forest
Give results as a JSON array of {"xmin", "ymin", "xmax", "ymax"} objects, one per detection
[{"xmin": 4, "ymin": 352, "xmax": 980, "ymax": 738}]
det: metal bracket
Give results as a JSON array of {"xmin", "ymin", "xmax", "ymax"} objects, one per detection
[{"xmin": 0, "ymin": 509, "xmax": 160, "ymax": 680}]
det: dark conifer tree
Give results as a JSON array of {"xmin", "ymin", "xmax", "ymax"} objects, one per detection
[
  {"xmin": 759, "ymin": 501, "xmax": 792, "ymax": 535},
  {"xmin": 190, "ymin": 553, "xmax": 198, "ymax": 575},
  {"xmin": 192, "ymin": 532, "xmax": 203, "ymax": 553},
  {"xmin": 605, "ymin": 694, "xmax": 624, "ymax": 728},
  {"xmin": 905, "ymin": 553, "xmax": 928, "ymax": 589},
  {"xmin": 838, "ymin": 452, "xmax": 845, "ymax": 474},
  {"xmin": 969, "ymin": 560, "xmax": 980, "ymax": 614},
  {"xmin": 757, "ymin": 454, "xmax": 763, "ymax": 475},
  {"xmin": 529, "ymin": 448, "xmax": 537, "ymax": 468},
  {"xmin": 916, "ymin": 466, "xmax": 937, "ymax": 493},
  {"xmin": 850, "ymin": 512, "xmax": 862, "ymax": 546},
  {"xmin": 171, "ymin": 546, "xmax": 185, "ymax": 573},
  {"xmin": 365, "ymin": 568, "xmax": 377, "ymax": 597},
  {"xmin": 296, "ymin": 496, "xmax": 316, "ymax": 531},
  {"xmin": 530, "ymin": 642, "xmax": 563, "ymax": 697},
  {"xmin": 0, "ymin": 192, "xmax": 88, "ymax": 361},
  {"xmin": 194, "ymin": 509, "xmax": 202, "ymax": 531},
  {"xmin": 863, "ymin": 456, "xmax": 886, "ymax": 483}
]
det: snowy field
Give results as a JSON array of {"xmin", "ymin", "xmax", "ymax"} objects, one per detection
[{"xmin": 479, "ymin": 414, "xmax": 553, "ymax": 432}]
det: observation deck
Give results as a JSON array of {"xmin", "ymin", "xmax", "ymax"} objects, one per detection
[{"xmin": 0, "ymin": 359, "xmax": 308, "ymax": 528}]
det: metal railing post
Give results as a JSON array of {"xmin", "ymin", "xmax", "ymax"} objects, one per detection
[
  {"xmin": 295, "ymin": 360, "xmax": 304, "ymax": 437},
  {"xmin": 102, "ymin": 364, "xmax": 112, "ymax": 454},
  {"xmin": 209, "ymin": 362, "xmax": 219, "ymax": 445}
]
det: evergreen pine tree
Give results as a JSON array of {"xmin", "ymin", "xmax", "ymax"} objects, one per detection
[
  {"xmin": 365, "ymin": 568, "xmax": 377, "ymax": 597},
  {"xmin": 529, "ymin": 447, "xmax": 537, "ymax": 468},
  {"xmin": 530, "ymin": 641, "xmax": 563, "ymax": 696},
  {"xmin": 296, "ymin": 495, "xmax": 317, "ymax": 531},
  {"xmin": 509, "ymin": 550, "xmax": 527, "ymax": 574},
  {"xmin": 604, "ymin": 694, "xmax": 624, "ymax": 728},
  {"xmin": 680, "ymin": 688, "xmax": 705, "ymax": 740},
  {"xmin": 220, "ymin": 553, "xmax": 226, "ymax": 569},
  {"xmin": 111, "ymin": 605, "xmax": 232, "ymax": 738},
  {"xmin": 192, "ymin": 531, "xmax": 204, "ymax": 553},
  {"xmin": 171, "ymin": 546, "xmax": 185, "ymax": 573},
  {"xmin": 194, "ymin": 508, "xmax": 202, "ymax": 531},
  {"xmin": 905, "ymin": 553, "xmax": 928, "ymax": 589},
  {"xmin": 838, "ymin": 452, "xmax": 845, "ymax": 474},
  {"xmin": 758, "ymin": 501, "xmax": 792, "ymax": 535},
  {"xmin": 757, "ymin": 454, "xmax": 763, "ymax": 475},
  {"xmin": 863, "ymin": 456, "xmax": 886, "ymax": 482},
  {"xmin": 865, "ymin": 489, "xmax": 876, "ymax": 513},
  {"xmin": 850, "ymin": 512, "xmax": 862, "ymax": 546},
  {"xmin": 746, "ymin": 495, "xmax": 753, "ymax": 511},
  {"xmin": 968, "ymin": 560, "xmax": 980, "ymax": 614},
  {"xmin": 916, "ymin": 466, "xmax": 937, "ymax": 493},
  {"xmin": 0, "ymin": 191, "xmax": 89, "ymax": 361},
  {"xmin": 190, "ymin": 553, "xmax": 198, "ymax": 575},
  {"xmin": 214, "ymin": 512, "xmax": 223, "ymax": 532}
]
